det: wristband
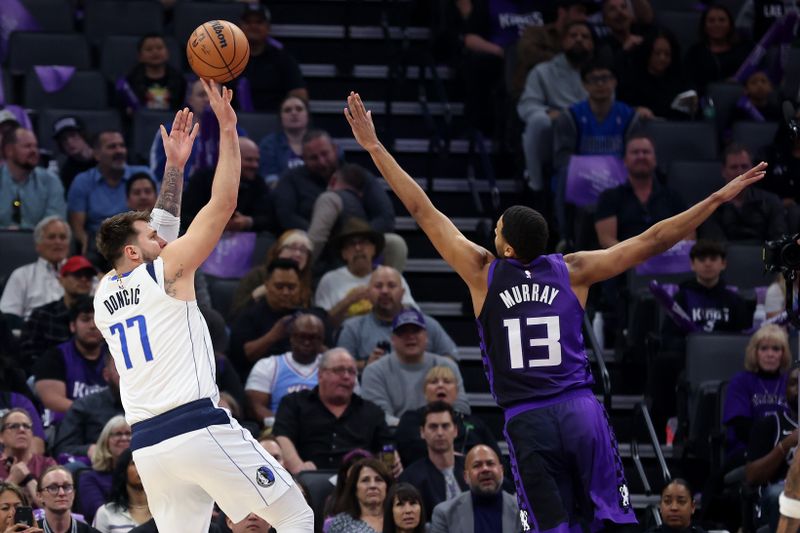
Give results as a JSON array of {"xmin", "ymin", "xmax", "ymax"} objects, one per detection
[{"xmin": 780, "ymin": 491, "xmax": 800, "ymax": 519}]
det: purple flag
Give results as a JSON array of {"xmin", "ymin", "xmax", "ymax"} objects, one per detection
[
  {"xmin": 649, "ymin": 280, "xmax": 701, "ymax": 333},
  {"xmin": 0, "ymin": 0, "xmax": 41, "ymax": 61},
  {"xmin": 115, "ymin": 77, "xmax": 141, "ymax": 111},
  {"xmin": 735, "ymin": 95, "xmax": 766, "ymax": 122},
  {"xmin": 33, "ymin": 66, "xmax": 76, "ymax": 93},
  {"xmin": 635, "ymin": 240, "xmax": 694, "ymax": 275},
  {"xmin": 735, "ymin": 11, "xmax": 799, "ymax": 83},
  {"xmin": 200, "ymin": 232, "xmax": 257, "ymax": 279},
  {"xmin": 743, "ymin": 310, "xmax": 791, "ymax": 334},
  {"xmin": 564, "ymin": 155, "xmax": 627, "ymax": 207}
]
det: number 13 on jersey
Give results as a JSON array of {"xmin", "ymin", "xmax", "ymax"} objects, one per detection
[
  {"xmin": 503, "ymin": 316, "xmax": 562, "ymax": 369},
  {"xmin": 109, "ymin": 315, "xmax": 154, "ymax": 369}
]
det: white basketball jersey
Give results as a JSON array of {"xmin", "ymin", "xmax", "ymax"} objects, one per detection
[{"xmin": 93, "ymin": 257, "xmax": 219, "ymax": 425}]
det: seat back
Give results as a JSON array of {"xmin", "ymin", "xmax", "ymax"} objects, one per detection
[
  {"xmin": 99, "ymin": 35, "xmax": 181, "ymax": 82},
  {"xmin": 655, "ymin": 11, "xmax": 701, "ymax": 53},
  {"xmin": 730, "ymin": 121, "xmax": 779, "ymax": 156},
  {"xmin": 131, "ymin": 110, "xmax": 174, "ymax": 164},
  {"xmin": 207, "ymin": 278, "xmax": 239, "ymax": 323},
  {"xmin": 174, "ymin": 2, "xmax": 246, "ymax": 44},
  {"xmin": 667, "ymin": 160, "xmax": 724, "ymax": 207},
  {"xmin": 296, "ymin": 469, "xmax": 337, "ymax": 533},
  {"xmin": 642, "ymin": 121, "xmax": 718, "ymax": 173},
  {"xmin": 84, "ymin": 0, "xmax": 164, "ymax": 45},
  {"xmin": 237, "ymin": 113, "xmax": 280, "ymax": 144},
  {"xmin": 7, "ymin": 32, "xmax": 91, "ymax": 75},
  {"xmin": 37, "ymin": 108, "xmax": 122, "ymax": 152},
  {"xmin": 725, "ymin": 244, "xmax": 771, "ymax": 291},
  {"xmin": 0, "ymin": 231, "xmax": 38, "ymax": 294},
  {"xmin": 24, "ymin": 70, "xmax": 108, "ymax": 110},
  {"xmin": 22, "ymin": 0, "xmax": 74, "ymax": 32},
  {"xmin": 685, "ymin": 333, "xmax": 749, "ymax": 388}
]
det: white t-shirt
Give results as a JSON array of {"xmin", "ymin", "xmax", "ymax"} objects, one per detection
[{"xmin": 313, "ymin": 266, "xmax": 416, "ymax": 311}]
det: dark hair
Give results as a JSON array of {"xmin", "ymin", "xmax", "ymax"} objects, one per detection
[
  {"xmin": 333, "ymin": 458, "xmax": 392, "ymax": 519},
  {"xmin": 96, "ymin": 210, "xmax": 152, "ymax": 266},
  {"xmin": 278, "ymin": 94, "xmax": 309, "ymax": 113},
  {"xmin": 0, "ymin": 482, "xmax": 28, "ymax": 506},
  {"xmin": 564, "ymin": 20, "xmax": 593, "ymax": 39},
  {"xmin": 301, "ymin": 129, "xmax": 331, "ymax": 146},
  {"xmin": 336, "ymin": 163, "xmax": 368, "ymax": 191},
  {"xmin": 68, "ymin": 295, "xmax": 95, "ymax": 322},
  {"xmin": 136, "ymin": 33, "xmax": 166, "ymax": 53},
  {"xmin": 698, "ymin": 4, "xmax": 737, "ymax": 46},
  {"xmin": 125, "ymin": 173, "xmax": 157, "ymax": 199},
  {"xmin": 325, "ymin": 449, "xmax": 374, "ymax": 517},
  {"xmin": 0, "ymin": 126, "xmax": 25, "ymax": 156},
  {"xmin": 500, "ymin": 206, "xmax": 549, "ymax": 263},
  {"xmin": 108, "ymin": 448, "xmax": 135, "ymax": 511},
  {"xmin": 722, "ymin": 142, "xmax": 752, "ymax": 164},
  {"xmin": 624, "ymin": 132, "xmax": 655, "ymax": 153},
  {"xmin": 634, "ymin": 29, "xmax": 682, "ymax": 79},
  {"xmin": 90, "ymin": 130, "xmax": 124, "ymax": 150},
  {"xmin": 580, "ymin": 59, "xmax": 615, "ymax": 82},
  {"xmin": 662, "ymin": 478, "xmax": 694, "ymax": 498},
  {"xmin": 421, "ymin": 400, "xmax": 456, "ymax": 427},
  {"xmin": 690, "ymin": 239, "xmax": 726, "ymax": 260},
  {"xmin": 382, "ymin": 483, "xmax": 426, "ymax": 533},
  {"xmin": 266, "ymin": 258, "xmax": 301, "ymax": 278}
]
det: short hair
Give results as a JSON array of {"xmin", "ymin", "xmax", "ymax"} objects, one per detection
[
  {"xmin": 580, "ymin": 59, "xmax": 615, "ymax": 81},
  {"xmin": 0, "ymin": 408, "xmax": 32, "ymax": 430},
  {"xmin": 662, "ymin": 478, "xmax": 694, "ymax": 499},
  {"xmin": 421, "ymin": 400, "xmax": 455, "ymax": 427},
  {"xmin": 319, "ymin": 347, "xmax": 353, "ymax": 369},
  {"xmin": 266, "ymin": 257, "xmax": 301, "ymax": 278},
  {"xmin": 301, "ymin": 129, "xmax": 331, "ymax": 146},
  {"xmin": 37, "ymin": 465, "xmax": 73, "ymax": 491},
  {"xmin": 0, "ymin": 126, "xmax": 25, "ymax": 156},
  {"xmin": 336, "ymin": 163, "xmax": 368, "ymax": 191},
  {"xmin": 125, "ymin": 172, "xmax": 157, "ymax": 198},
  {"xmin": 90, "ymin": 130, "xmax": 124, "ymax": 150},
  {"xmin": 500, "ymin": 205, "xmax": 549, "ymax": 263},
  {"xmin": 722, "ymin": 142, "xmax": 752, "ymax": 164},
  {"xmin": 92, "ymin": 415, "xmax": 128, "ymax": 472},
  {"xmin": 563, "ymin": 20, "xmax": 593, "ymax": 40},
  {"xmin": 136, "ymin": 33, "xmax": 165, "ymax": 53},
  {"xmin": 382, "ymin": 483, "xmax": 426, "ymax": 533},
  {"xmin": 690, "ymin": 239, "xmax": 726, "ymax": 260},
  {"xmin": 333, "ymin": 458, "xmax": 392, "ymax": 519},
  {"xmin": 288, "ymin": 313, "xmax": 324, "ymax": 336},
  {"xmin": 744, "ymin": 324, "xmax": 791, "ymax": 373},
  {"xmin": 33, "ymin": 215, "xmax": 70, "ymax": 245},
  {"xmin": 95, "ymin": 210, "xmax": 151, "ymax": 266},
  {"xmin": 0, "ymin": 482, "xmax": 28, "ymax": 506},
  {"xmin": 625, "ymin": 132, "xmax": 655, "ymax": 153},
  {"xmin": 423, "ymin": 365, "xmax": 456, "ymax": 387},
  {"xmin": 68, "ymin": 295, "xmax": 94, "ymax": 323}
]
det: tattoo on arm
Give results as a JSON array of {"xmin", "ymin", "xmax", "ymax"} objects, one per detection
[
  {"xmin": 155, "ymin": 166, "xmax": 184, "ymax": 217},
  {"xmin": 164, "ymin": 268, "xmax": 183, "ymax": 297}
]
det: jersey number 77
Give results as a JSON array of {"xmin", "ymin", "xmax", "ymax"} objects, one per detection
[{"xmin": 109, "ymin": 314, "xmax": 155, "ymax": 369}]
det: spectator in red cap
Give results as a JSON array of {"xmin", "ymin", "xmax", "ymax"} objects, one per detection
[{"xmin": 20, "ymin": 255, "xmax": 97, "ymax": 371}]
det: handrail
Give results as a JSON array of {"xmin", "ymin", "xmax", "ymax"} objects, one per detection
[
  {"xmin": 633, "ymin": 402, "xmax": 671, "ymax": 487},
  {"xmin": 582, "ymin": 314, "xmax": 611, "ymax": 410}
]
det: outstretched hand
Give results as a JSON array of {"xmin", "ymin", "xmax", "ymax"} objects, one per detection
[
  {"xmin": 344, "ymin": 92, "xmax": 380, "ymax": 150},
  {"xmin": 160, "ymin": 107, "xmax": 199, "ymax": 167},
  {"xmin": 200, "ymin": 78, "xmax": 237, "ymax": 129},
  {"xmin": 716, "ymin": 161, "xmax": 768, "ymax": 203}
]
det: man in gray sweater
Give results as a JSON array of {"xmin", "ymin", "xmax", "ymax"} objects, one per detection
[
  {"xmin": 517, "ymin": 20, "xmax": 593, "ymax": 192},
  {"xmin": 361, "ymin": 308, "xmax": 469, "ymax": 426}
]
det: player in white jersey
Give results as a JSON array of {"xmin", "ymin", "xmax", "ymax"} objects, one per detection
[{"xmin": 92, "ymin": 80, "xmax": 313, "ymax": 532}]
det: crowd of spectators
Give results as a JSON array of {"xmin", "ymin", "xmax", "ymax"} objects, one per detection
[{"xmin": 1, "ymin": 0, "xmax": 800, "ymax": 531}]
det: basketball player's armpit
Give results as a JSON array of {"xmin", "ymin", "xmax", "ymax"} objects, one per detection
[
  {"xmin": 155, "ymin": 166, "xmax": 184, "ymax": 217},
  {"xmin": 163, "ymin": 268, "xmax": 184, "ymax": 296}
]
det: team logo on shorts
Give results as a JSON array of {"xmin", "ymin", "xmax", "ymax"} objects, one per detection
[
  {"xmin": 618, "ymin": 484, "xmax": 630, "ymax": 509},
  {"xmin": 519, "ymin": 510, "xmax": 531, "ymax": 531},
  {"xmin": 256, "ymin": 466, "xmax": 275, "ymax": 488}
]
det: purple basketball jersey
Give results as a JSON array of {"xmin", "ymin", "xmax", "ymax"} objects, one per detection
[{"xmin": 476, "ymin": 255, "xmax": 594, "ymax": 409}]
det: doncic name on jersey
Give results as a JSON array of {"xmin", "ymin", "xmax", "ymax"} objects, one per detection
[{"xmin": 101, "ymin": 285, "xmax": 141, "ymax": 315}]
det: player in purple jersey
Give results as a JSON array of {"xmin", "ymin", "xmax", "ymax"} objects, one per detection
[{"xmin": 344, "ymin": 92, "xmax": 767, "ymax": 532}]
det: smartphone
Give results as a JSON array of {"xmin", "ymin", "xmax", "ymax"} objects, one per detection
[
  {"xmin": 15, "ymin": 506, "xmax": 33, "ymax": 527},
  {"xmin": 376, "ymin": 340, "xmax": 391, "ymax": 352}
]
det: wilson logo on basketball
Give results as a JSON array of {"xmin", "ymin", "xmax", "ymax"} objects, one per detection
[{"xmin": 210, "ymin": 20, "xmax": 228, "ymax": 48}]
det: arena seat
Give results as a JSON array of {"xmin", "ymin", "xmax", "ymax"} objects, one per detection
[
  {"xmin": 707, "ymin": 82, "xmax": 744, "ymax": 139},
  {"xmin": 37, "ymin": 108, "xmax": 122, "ymax": 152},
  {"xmin": 207, "ymin": 278, "xmax": 239, "ymax": 323},
  {"xmin": 655, "ymin": 11, "xmax": 701, "ymax": 53},
  {"xmin": 21, "ymin": 0, "xmax": 75, "ymax": 32},
  {"xmin": 84, "ymin": 0, "xmax": 165, "ymax": 46},
  {"xmin": 783, "ymin": 48, "xmax": 800, "ymax": 103},
  {"xmin": 6, "ymin": 33, "xmax": 91, "ymax": 75},
  {"xmin": 23, "ymin": 70, "xmax": 109, "ymax": 110},
  {"xmin": 724, "ymin": 244, "xmax": 772, "ymax": 291},
  {"xmin": 642, "ymin": 121, "xmax": 718, "ymax": 173},
  {"xmin": 667, "ymin": 160, "xmax": 723, "ymax": 207},
  {"xmin": 237, "ymin": 113, "xmax": 280, "ymax": 144},
  {"xmin": 99, "ymin": 35, "xmax": 181, "ymax": 83},
  {"xmin": 131, "ymin": 110, "xmax": 174, "ymax": 165},
  {"xmin": 730, "ymin": 121, "xmax": 779, "ymax": 157},
  {"xmin": 174, "ymin": 2, "xmax": 246, "ymax": 43},
  {"xmin": 296, "ymin": 470, "xmax": 336, "ymax": 533},
  {"xmin": 0, "ymin": 231, "xmax": 38, "ymax": 295}
]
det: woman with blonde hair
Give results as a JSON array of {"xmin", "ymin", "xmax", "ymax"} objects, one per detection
[
  {"xmin": 722, "ymin": 324, "xmax": 791, "ymax": 466},
  {"xmin": 77, "ymin": 416, "xmax": 131, "ymax": 524},
  {"xmin": 231, "ymin": 229, "xmax": 314, "ymax": 315}
]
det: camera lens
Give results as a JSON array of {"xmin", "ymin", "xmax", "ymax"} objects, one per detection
[{"xmin": 782, "ymin": 242, "xmax": 800, "ymax": 270}]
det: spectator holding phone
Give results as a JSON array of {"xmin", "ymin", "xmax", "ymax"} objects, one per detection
[{"xmin": 0, "ymin": 481, "xmax": 41, "ymax": 533}]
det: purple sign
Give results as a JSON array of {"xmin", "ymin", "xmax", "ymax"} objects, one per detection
[
  {"xmin": 649, "ymin": 280, "xmax": 701, "ymax": 333},
  {"xmin": 564, "ymin": 155, "xmax": 627, "ymax": 207},
  {"xmin": 200, "ymin": 231, "xmax": 257, "ymax": 279},
  {"xmin": 0, "ymin": 0, "xmax": 41, "ymax": 61},
  {"xmin": 635, "ymin": 240, "xmax": 694, "ymax": 275},
  {"xmin": 33, "ymin": 65, "xmax": 76, "ymax": 92}
]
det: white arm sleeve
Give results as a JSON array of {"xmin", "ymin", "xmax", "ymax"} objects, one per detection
[{"xmin": 150, "ymin": 208, "xmax": 180, "ymax": 244}]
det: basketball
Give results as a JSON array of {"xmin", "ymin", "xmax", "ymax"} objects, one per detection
[{"xmin": 186, "ymin": 20, "xmax": 250, "ymax": 83}]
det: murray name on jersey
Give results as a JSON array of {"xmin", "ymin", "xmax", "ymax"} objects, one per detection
[
  {"xmin": 101, "ymin": 285, "xmax": 141, "ymax": 316},
  {"xmin": 498, "ymin": 281, "xmax": 560, "ymax": 309}
]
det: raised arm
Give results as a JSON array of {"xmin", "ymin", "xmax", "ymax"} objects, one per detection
[
  {"xmin": 565, "ymin": 162, "xmax": 767, "ymax": 303},
  {"xmin": 160, "ymin": 80, "xmax": 240, "ymax": 285},
  {"xmin": 344, "ymin": 92, "xmax": 493, "ymax": 305},
  {"xmin": 151, "ymin": 107, "xmax": 198, "ymax": 243}
]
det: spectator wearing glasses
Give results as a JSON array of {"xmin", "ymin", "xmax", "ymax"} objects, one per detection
[
  {"xmin": 92, "ymin": 449, "xmax": 150, "ymax": 533},
  {"xmin": 0, "ymin": 409, "xmax": 55, "ymax": 508},
  {"xmin": 20, "ymin": 256, "xmax": 97, "ymax": 372},
  {"xmin": 0, "ymin": 127, "xmax": 66, "ymax": 230},
  {"xmin": 37, "ymin": 465, "xmax": 100, "ymax": 533},
  {"xmin": 0, "ymin": 481, "xmax": 34, "ymax": 532},
  {"xmin": 77, "ymin": 416, "xmax": 131, "ymax": 524},
  {"xmin": 273, "ymin": 348, "xmax": 392, "ymax": 474}
]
